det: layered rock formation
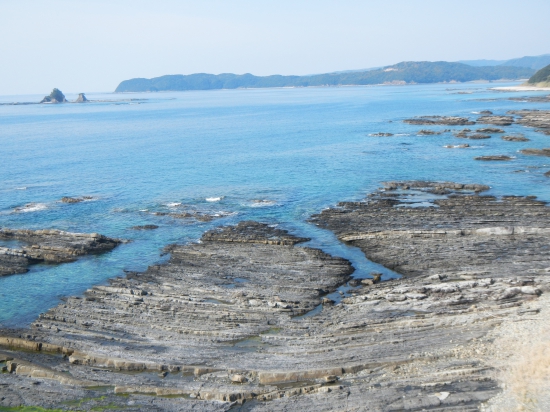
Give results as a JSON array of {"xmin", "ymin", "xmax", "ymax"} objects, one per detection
[
  {"xmin": 404, "ymin": 116, "xmax": 474, "ymax": 126},
  {"xmin": 509, "ymin": 109, "xmax": 550, "ymax": 135},
  {"xmin": 520, "ymin": 148, "xmax": 550, "ymax": 157},
  {"xmin": 475, "ymin": 115, "xmax": 514, "ymax": 126},
  {"xmin": 502, "ymin": 134, "xmax": 529, "ymax": 142},
  {"xmin": 2, "ymin": 186, "xmax": 549, "ymax": 410},
  {"xmin": 0, "ymin": 228, "xmax": 121, "ymax": 276}
]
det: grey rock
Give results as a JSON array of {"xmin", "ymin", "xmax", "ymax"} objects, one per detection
[
  {"xmin": 474, "ymin": 155, "xmax": 513, "ymax": 161},
  {"xmin": 369, "ymin": 132, "xmax": 394, "ymax": 137},
  {"xmin": 0, "ymin": 228, "xmax": 121, "ymax": 276},
  {"xmin": 508, "ymin": 110, "xmax": 550, "ymax": 135},
  {"xmin": 74, "ymin": 93, "xmax": 89, "ymax": 103},
  {"xmin": 444, "ymin": 144, "xmax": 470, "ymax": 148},
  {"xmin": 477, "ymin": 128, "xmax": 505, "ymax": 133},
  {"xmin": 130, "ymin": 225, "xmax": 159, "ymax": 230},
  {"xmin": 476, "ymin": 115, "xmax": 514, "ymax": 126},
  {"xmin": 3, "ymin": 186, "xmax": 550, "ymax": 410},
  {"xmin": 39, "ymin": 88, "xmax": 67, "ymax": 104},
  {"xmin": 502, "ymin": 134, "xmax": 529, "ymax": 142},
  {"xmin": 404, "ymin": 116, "xmax": 474, "ymax": 126},
  {"xmin": 520, "ymin": 148, "xmax": 550, "ymax": 157}
]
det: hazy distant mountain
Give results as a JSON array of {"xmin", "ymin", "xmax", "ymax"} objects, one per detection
[
  {"xmin": 458, "ymin": 59, "xmax": 508, "ymax": 67},
  {"xmin": 115, "ymin": 61, "xmax": 534, "ymax": 93},
  {"xmin": 459, "ymin": 54, "xmax": 550, "ymax": 70},
  {"xmin": 527, "ymin": 64, "xmax": 550, "ymax": 86},
  {"xmin": 503, "ymin": 54, "xmax": 550, "ymax": 70}
]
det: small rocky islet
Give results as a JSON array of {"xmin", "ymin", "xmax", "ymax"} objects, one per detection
[{"xmin": 39, "ymin": 89, "xmax": 89, "ymax": 104}]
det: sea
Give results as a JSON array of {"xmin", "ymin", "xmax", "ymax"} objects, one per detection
[{"xmin": 1, "ymin": 82, "xmax": 550, "ymax": 327}]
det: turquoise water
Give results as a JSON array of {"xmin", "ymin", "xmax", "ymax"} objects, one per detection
[{"xmin": 2, "ymin": 83, "xmax": 550, "ymax": 326}]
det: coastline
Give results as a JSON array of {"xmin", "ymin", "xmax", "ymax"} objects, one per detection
[
  {"xmin": 2, "ymin": 182, "xmax": 550, "ymax": 410},
  {"xmin": 2, "ymin": 85, "xmax": 550, "ymax": 410},
  {"xmin": 492, "ymin": 85, "xmax": 550, "ymax": 91}
]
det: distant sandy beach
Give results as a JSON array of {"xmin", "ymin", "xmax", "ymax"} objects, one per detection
[{"xmin": 492, "ymin": 85, "xmax": 550, "ymax": 91}]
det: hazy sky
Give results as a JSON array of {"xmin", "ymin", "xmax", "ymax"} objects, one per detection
[{"xmin": 1, "ymin": 0, "xmax": 549, "ymax": 95}]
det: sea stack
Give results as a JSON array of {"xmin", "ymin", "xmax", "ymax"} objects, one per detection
[
  {"xmin": 40, "ymin": 88, "xmax": 67, "ymax": 103},
  {"xmin": 74, "ymin": 93, "xmax": 89, "ymax": 103}
]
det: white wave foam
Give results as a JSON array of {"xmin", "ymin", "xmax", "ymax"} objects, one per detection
[
  {"xmin": 212, "ymin": 211, "xmax": 236, "ymax": 217},
  {"xmin": 472, "ymin": 111, "xmax": 480, "ymax": 114},
  {"xmin": 249, "ymin": 199, "xmax": 277, "ymax": 207},
  {"xmin": 15, "ymin": 187, "xmax": 27, "ymax": 190},
  {"xmin": 166, "ymin": 202, "xmax": 182, "ymax": 207},
  {"xmin": 206, "ymin": 197, "xmax": 223, "ymax": 202},
  {"xmin": 14, "ymin": 203, "xmax": 48, "ymax": 213},
  {"xmin": 394, "ymin": 133, "xmax": 410, "ymax": 136}
]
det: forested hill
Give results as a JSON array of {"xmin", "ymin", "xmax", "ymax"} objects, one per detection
[
  {"xmin": 527, "ymin": 64, "xmax": 550, "ymax": 86},
  {"xmin": 115, "ymin": 61, "xmax": 534, "ymax": 92}
]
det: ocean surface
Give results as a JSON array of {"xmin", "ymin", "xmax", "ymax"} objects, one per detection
[{"xmin": 2, "ymin": 82, "xmax": 550, "ymax": 327}]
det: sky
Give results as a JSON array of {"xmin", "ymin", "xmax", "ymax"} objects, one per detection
[{"xmin": 1, "ymin": 0, "xmax": 549, "ymax": 95}]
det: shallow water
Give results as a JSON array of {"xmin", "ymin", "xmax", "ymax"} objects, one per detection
[{"xmin": 2, "ymin": 83, "xmax": 550, "ymax": 326}]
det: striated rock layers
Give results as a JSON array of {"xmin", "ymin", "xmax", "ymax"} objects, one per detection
[
  {"xmin": 509, "ymin": 109, "xmax": 550, "ymax": 135},
  {"xmin": 404, "ymin": 116, "xmax": 474, "ymax": 126},
  {"xmin": 1, "ymin": 191, "xmax": 550, "ymax": 410},
  {"xmin": 0, "ymin": 228, "xmax": 121, "ymax": 276}
]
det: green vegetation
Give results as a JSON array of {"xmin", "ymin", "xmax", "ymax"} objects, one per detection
[
  {"xmin": 0, "ymin": 407, "xmax": 64, "ymax": 412},
  {"xmin": 527, "ymin": 64, "xmax": 550, "ymax": 86},
  {"xmin": 115, "ymin": 61, "xmax": 535, "ymax": 93}
]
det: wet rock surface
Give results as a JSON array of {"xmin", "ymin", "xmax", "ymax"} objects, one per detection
[
  {"xmin": 130, "ymin": 225, "xmax": 159, "ymax": 230},
  {"xmin": 509, "ymin": 109, "xmax": 550, "ymax": 134},
  {"xmin": 0, "ymin": 228, "xmax": 122, "ymax": 276},
  {"xmin": 474, "ymin": 155, "xmax": 513, "ymax": 161},
  {"xmin": 153, "ymin": 211, "xmax": 222, "ymax": 222},
  {"xmin": 417, "ymin": 129, "xmax": 449, "ymax": 135},
  {"xmin": 404, "ymin": 116, "xmax": 475, "ymax": 126},
  {"xmin": 60, "ymin": 196, "xmax": 93, "ymax": 204},
  {"xmin": 444, "ymin": 143, "xmax": 470, "ymax": 148},
  {"xmin": 453, "ymin": 129, "xmax": 494, "ymax": 139},
  {"xmin": 476, "ymin": 115, "xmax": 514, "ymax": 126},
  {"xmin": 1, "ymin": 222, "xmax": 355, "ymax": 410},
  {"xmin": 2, "ymin": 185, "xmax": 549, "ymax": 410},
  {"xmin": 501, "ymin": 134, "xmax": 529, "ymax": 142},
  {"xmin": 510, "ymin": 94, "xmax": 550, "ymax": 103},
  {"xmin": 369, "ymin": 132, "xmax": 394, "ymax": 137},
  {"xmin": 476, "ymin": 128, "xmax": 504, "ymax": 134},
  {"xmin": 519, "ymin": 148, "xmax": 550, "ymax": 157}
]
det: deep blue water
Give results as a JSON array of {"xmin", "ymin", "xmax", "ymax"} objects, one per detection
[{"xmin": 2, "ymin": 83, "xmax": 550, "ymax": 326}]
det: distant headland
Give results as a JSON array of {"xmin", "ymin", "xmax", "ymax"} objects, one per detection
[
  {"xmin": 526, "ymin": 63, "xmax": 550, "ymax": 87},
  {"xmin": 114, "ymin": 61, "xmax": 535, "ymax": 93}
]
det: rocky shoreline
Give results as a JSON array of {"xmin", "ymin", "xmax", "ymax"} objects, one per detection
[
  {"xmin": 1, "ymin": 183, "xmax": 549, "ymax": 410},
  {"xmin": 0, "ymin": 228, "xmax": 122, "ymax": 276}
]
